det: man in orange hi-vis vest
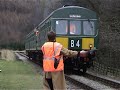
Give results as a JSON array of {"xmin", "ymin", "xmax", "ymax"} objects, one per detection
[{"xmin": 41, "ymin": 30, "xmax": 88, "ymax": 90}]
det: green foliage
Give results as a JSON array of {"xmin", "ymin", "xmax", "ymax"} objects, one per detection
[
  {"xmin": 0, "ymin": 60, "xmax": 43, "ymax": 89},
  {"xmin": 0, "ymin": 42, "xmax": 25, "ymax": 50}
]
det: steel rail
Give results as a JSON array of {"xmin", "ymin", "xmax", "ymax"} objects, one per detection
[
  {"xmin": 65, "ymin": 74, "xmax": 96, "ymax": 90},
  {"xmin": 85, "ymin": 72, "xmax": 120, "ymax": 89}
]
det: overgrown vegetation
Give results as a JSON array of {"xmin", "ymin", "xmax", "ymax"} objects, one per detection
[
  {"xmin": 0, "ymin": 42, "xmax": 24, "ymax": 50},
  {"xmin": 0, "ymin": 0, "xmax": 41, "ymax": 50},
  {"xmin": 0, "ymin": 60, "xmax": 43, "ymax": 89},
  {"xmin": 0, "ymin": 49, "xmax": 16, "ymax": 61}
]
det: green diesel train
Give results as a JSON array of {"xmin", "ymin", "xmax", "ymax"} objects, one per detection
[{"xmin": 25, "ymin": 6, "xmax": 99, "ymax": 73}]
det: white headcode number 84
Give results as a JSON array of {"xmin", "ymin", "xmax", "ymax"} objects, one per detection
[{"xmin": 71, "ymin": 40, "xmax": 80, "ymax": 47}]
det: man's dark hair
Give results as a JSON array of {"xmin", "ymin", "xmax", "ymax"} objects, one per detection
[{"xmin": 47, "ymin": 30, "xmax": 56, "ymax": 42}]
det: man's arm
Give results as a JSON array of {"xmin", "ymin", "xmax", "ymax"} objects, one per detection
[
  {"xmin": 60, "ymin": 47, "xmax": 78, "ymax": 57},
  {"xmin": 60, "ymin": 47, "xmax": 88, "ymax": 58}
]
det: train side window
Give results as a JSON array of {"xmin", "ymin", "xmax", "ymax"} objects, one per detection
[
  {"xmin": 56, "ymin": 20, "xmax": 67, "ymax": 34},
  {"xmin": 83, "ymin": 21, "xmax": 95, "ymax": 35},
  {"xmin": 70, "ymin": 21, "xmax": 81, "ymax": 35}
]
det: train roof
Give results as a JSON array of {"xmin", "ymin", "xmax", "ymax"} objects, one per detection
[
  {"xmin": 52, "ymin": 6, "xmax": 97, "ymax": 18},
  {"xmin": 36, "ymin": 6, "xmax": 97, "ymax": 28},
  {"xmin": 26, "ymin": 6, "xmax": 97, "ymax": 38}
]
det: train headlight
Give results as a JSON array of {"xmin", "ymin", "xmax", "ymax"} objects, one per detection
[{"xmin": 89, "ymin": 44, "xmax": 93, "ymax": 49}]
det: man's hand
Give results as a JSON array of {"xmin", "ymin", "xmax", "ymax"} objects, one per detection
[
  {"xmin": 88, "ymin": 50, "xmax": 96, "ymax": 60},
  {"xmin": 79, "ymin": 50, "xmax": 88, "ymax": 58}
]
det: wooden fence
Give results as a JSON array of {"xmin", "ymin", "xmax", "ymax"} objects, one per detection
[{"xmin": 89, "ymin": 61, "xmax": 120, "ymax": 77}]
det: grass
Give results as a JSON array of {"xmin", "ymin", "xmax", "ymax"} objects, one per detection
[{"xmin": 0, "ymin": 60, "xmax": 43, "ymax": 90}]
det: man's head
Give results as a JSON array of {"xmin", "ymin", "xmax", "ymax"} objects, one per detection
[
  {"xmin": 47, "ymin": 30, "xmax": 56, "ymax": 42},
  {"xmin": 70, "ymin": 23, "xmax": 76, "ymax": 34}
]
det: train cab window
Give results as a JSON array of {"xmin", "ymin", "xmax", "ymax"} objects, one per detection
[
  {"xmin": 56, "ymin": 20, "xmax": 67, "ymax": 34},
  {"xmin": 83, "ymin": 21, "xmax": 95, "ymax": 35},
  {"xmin": 70, "ymin": 21, "xmax": 81, "ymax": 35}
]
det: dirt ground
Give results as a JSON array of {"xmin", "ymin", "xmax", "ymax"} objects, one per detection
[{"xmin": 0, "ymin": 49, "xmax": 16, "ymax": 61}]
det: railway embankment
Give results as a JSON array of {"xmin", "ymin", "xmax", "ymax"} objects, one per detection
[
  {"xmin": 0, "ymin": 50, "xmax": 43, "ymax": 89},
  {"xmin": 0, "ymin": 49, "xmax": 16, "ymax": 61}
]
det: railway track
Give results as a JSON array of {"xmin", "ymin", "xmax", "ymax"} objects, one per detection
[
  {"xmin": 65, "ymin": 71, "xmax": 120, "ymax": 90},
  {"xmin": 85, "ymin": 72, "xmax": 120, "ymax": 89},
  {"xmin": 15, "ymin": 52, "xmax": 120, "ymax": 90}
]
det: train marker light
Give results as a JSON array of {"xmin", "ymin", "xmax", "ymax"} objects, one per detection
[
  {"xmin": 34, "ymin": 29, "xmax": 39, "ymax": 36},
  {"xmin": 35, "ymin": 31, "xmax": 39, "ymax": 36},
  {"xmin": 89, "ymin": 44, "xmax": 93, "ymax": 49}
]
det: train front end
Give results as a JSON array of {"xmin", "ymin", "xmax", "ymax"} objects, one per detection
[{"xmin": 52, "ymin": 6, "xmax": 99, "ymax": 73}]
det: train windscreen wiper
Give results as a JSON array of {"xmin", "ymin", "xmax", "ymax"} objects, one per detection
[{"xmin": 88, "ymin": 19, "xmax": 93, "ymax": 30}]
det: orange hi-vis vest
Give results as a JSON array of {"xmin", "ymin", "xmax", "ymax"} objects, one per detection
[{"xmin": 41, "ymin": 42, "xmax": 64, "ymax": 72}]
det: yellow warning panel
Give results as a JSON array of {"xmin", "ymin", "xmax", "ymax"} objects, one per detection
[
  {"xmin": 82, "ymin": 38, "xmax": 94, "ymax": 50},
  {"xmin": 56, "ymin": 37, "xmax": 68, "ymax": 48}
]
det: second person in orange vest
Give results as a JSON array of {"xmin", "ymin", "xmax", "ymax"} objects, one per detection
[{"xmin": 41, "ymin": 30, "xmax": 88, "ymax": 90}]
